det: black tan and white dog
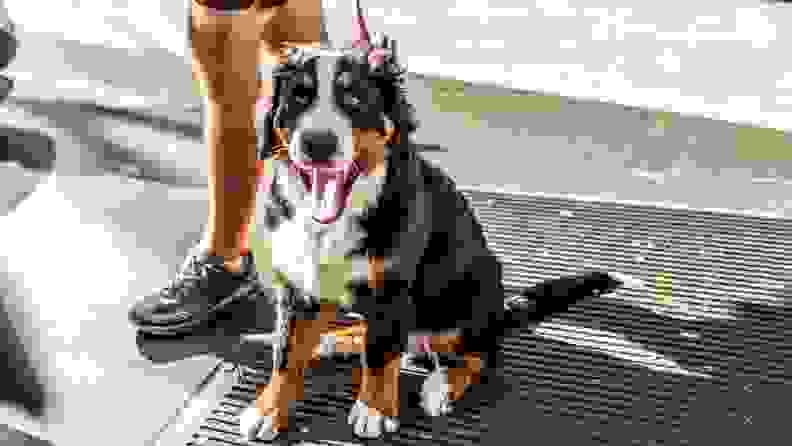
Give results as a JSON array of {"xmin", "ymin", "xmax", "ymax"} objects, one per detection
[{"xmin": 240, "ymin": 0, "xmax": 637, "ymax": 441}]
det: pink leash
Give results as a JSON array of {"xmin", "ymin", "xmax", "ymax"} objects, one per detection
[{"xmin": 416, "ymin": 335, "xmax": 432, "ymax": 354}]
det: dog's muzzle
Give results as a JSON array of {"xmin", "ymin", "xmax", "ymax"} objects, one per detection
[
  {"xmin": 296, "ymin": 128, "xmax": 340, "ymax": 162},
  {"xmin": 290, "ymin": 158, "xmax": 364, "ymax": 224}
]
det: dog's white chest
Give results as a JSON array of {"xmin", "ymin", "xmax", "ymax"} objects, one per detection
[{"xmin": 257, "ymin": 160, "xmax": 387, "ymax": 301}]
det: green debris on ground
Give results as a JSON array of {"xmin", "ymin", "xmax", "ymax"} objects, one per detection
[
  {"xmin": 735, "ymin": 126, "xmax": 792, "ymax": 161},
  {"xmin": 654, "ymin": 111, "xmax": 674, "ymax": 130},
  {"xmin": 431, "ymin": 79, "xmax": 562, "ymax": 127},
  {"xmin": 655, "ymin": 271, "xmax": 673, "ymax": 305}
]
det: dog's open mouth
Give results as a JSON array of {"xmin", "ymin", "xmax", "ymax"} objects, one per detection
[{"xmin": 289, "ymin": 159, "xmax": 365, "ymax": 224}]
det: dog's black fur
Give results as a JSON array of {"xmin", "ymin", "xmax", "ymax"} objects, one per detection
[
  {"xmin": 348, "ymin": 142, "xmax": 507, "ymax": 370},
  {"xmin": 255, "ymin": 48, "xmax": 629, "ymax": 380},
  {"xmin": 253, "ymin": 2, "xmax": 629, "ymax": 380}
]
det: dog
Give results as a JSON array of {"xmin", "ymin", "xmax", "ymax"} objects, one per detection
[{"xmin": 240, "ymin": 0, "xmax": 636, "ymax": 440}]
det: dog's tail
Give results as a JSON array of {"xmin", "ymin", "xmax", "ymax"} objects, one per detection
[{"xmin": 502, "ymin": 270, "xmax": 646, "ymax": 329}]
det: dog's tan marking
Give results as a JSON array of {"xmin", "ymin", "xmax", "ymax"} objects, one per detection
[
  {"xmin": 367, "ymin": 255, "xmax": 385, "ymax": 290},
  {"xmin": 355, "ymin": 352, "xmax": 401, "ymax": 419}
]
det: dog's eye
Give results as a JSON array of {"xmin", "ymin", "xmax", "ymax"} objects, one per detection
[
  {"xmin": 291, "ymin": 85, "xmax": 315, "ymax": 106},
  {"xmin": 286, "ymin": 72, "xmax": 316, "ymax": 107},
  {"xmin": 344, "ymin": 94, "xmax": 361, "ymax": 107}
]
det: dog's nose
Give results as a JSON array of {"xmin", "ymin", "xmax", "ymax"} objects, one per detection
[{"xmin": 298, "ymin": 128, "xmax": 340, "ymax": 162}]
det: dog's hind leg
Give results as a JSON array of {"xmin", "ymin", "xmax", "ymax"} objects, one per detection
[
  {"xmin": 347, "ymin": 293, "xmax": 407, "ymax": 438},
  {"xmin": 421, "ymin": 254, "xmax": 505, "ymax": 417},
  {"xmin": 419, "ymin": 341, "xmax": 493, "ymax": 416},
  {"xmin": 420, "ymin": 333, "xmax": 498, "ymax": 417}
]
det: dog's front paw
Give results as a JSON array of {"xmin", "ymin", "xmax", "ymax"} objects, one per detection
[
  {"xmin": 239, "ymin": 407, "xmax": 281, "ymax": 442},
  {"xmin": 420, "ymin": 368, "xmax": 455, "ymax": 417},
  {"xmin": 347, "ymin": 400, "xmax": 399, "ymax": 439}
]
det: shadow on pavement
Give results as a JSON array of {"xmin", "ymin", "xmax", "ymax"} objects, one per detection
[
  {"xmin": 506, "ymin": 284, "xmax": 792, "ymax": 444},
  {"xmin": 567, "ymin": 288, "xmax": 792, "ymax": 389},
  {"xmin": 0, "ymin": 286, "xmax": 48, "ymax": 419},
  {"xmin": 134, "ymin": 277, "xmax": 608, "ymax": 374},
  {"xmin": 5, "ymin": 96, "xmax": 208, "ymax": 187},
  {"xmin": 5, "ymin": 96, "xmax": 449, "ymax": 192},
  {"xmin": 0, "ymin": 75, "xmax": 12, "ymax": 102},
  {"xmin": 412, "ymin": 142, "xmax": 448, "ymax": 153},
  {"xmin": 73, "ymin": 102, "xmax": 203, "ymax": 141},
  {"xmin": 0, "ymin": 24, "xmax": 17, "ymax": 72},
  {"xmin": 0, "ymin": 424, "xmax": 52, "ymax": 446},
  {"xmin": 131, "ymin": 274, "xmax": 792, "ymax": 443},
  {"xmin": 0, "ymin": 124, "xmax": 54, "ymax": 216},
  {"xmin": 135, "ymin": 295, "xmax": 276, "ymax": 369},
  {"xmin": 0, "ymin": 124, "xmax": 55, "ymax": 171}
]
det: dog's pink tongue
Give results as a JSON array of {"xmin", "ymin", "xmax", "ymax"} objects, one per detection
[{"xmin": 295, "ymin": 161, "xmax": 360, "ymax": 224}]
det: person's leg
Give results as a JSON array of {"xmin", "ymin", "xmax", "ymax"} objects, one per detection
[
  {"xmin": 127, "ymin": 0, "xmax": 297, "ymax": 335},
  {"xmin": 196, "ymin": 0, "xmax": 322, "ymax": 271},
  {"xmin": 191, "ymin": 0, "xmax": 267, "ymax": 271}
]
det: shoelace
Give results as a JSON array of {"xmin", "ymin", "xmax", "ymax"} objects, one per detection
[{"xmin": 160, "ymin": 255, "xmax": 218, "ymax": 300}]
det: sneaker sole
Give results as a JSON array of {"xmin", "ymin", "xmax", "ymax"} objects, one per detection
[{"xmin": 133, "ymin": 279, "xmax": 261, "ymax": 337}]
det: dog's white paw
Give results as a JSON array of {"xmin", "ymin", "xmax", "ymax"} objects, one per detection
[
  {"xmin": 347, "ymin": 400, "xmax": 399, "ymax": 439},
  {"xmin": 420, "ymin": 368, "xmax": 456, "ymax": 417},
  {"xmin": 607, "ymin": 271, "xmax": 648, "ymax": 291},
  {"xmin": 238, "ymin": 406, "xmax": 280, "ymax": 442}
]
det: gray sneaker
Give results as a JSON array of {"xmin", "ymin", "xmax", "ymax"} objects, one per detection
[{"xmin": 129, "ymin": 249, "xmax": 259, "ymax": 336}]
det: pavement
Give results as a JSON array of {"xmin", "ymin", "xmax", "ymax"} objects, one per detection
[{"xmin": 1, "ymin": 29, "xmax": 791, "ymax": 446}]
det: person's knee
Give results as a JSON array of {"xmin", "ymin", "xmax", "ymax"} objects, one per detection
[
  {"xmin": 190, "ymin": 3, "xmax": 261, "ymax": 107},
  {"xmin": 270, "ymin": 0, "xmax": 322, "ymax": 47}
]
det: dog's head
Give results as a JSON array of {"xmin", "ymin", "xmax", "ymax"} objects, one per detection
[{"xmin": 260, "ymin": 1, "xmax": 418, "ymax": 225}]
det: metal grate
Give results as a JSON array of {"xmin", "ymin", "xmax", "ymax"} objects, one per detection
[{"xmin": 183, "ymin": 189, "xmax": 792, "ymax": 446}]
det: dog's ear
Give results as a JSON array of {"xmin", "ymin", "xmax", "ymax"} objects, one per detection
[
  {"xmin": 350, "ymin": 1, "xmax": 417, "ymax": 145},
  {"xmin": 352, "ymin": 0, "xmax": 372, "ymax": 50}
]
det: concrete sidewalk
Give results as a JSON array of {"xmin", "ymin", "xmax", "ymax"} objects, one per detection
[
  {"xmin": 5, "ymin": 26, "xmax": 792, "ymax": 216},
  {"xmin": 0, "ymin": 98, "xmax": 219, "ymax": 445}
]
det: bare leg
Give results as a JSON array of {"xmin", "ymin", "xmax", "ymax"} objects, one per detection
[{"xmin": 190, "ymin": 1, "xmax": 268, "ymax": 272}]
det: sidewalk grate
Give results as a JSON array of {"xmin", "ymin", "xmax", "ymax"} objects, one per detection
[{"xmin": 181, "ymin": 189, "xmax": 792, "ymax": 446}]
